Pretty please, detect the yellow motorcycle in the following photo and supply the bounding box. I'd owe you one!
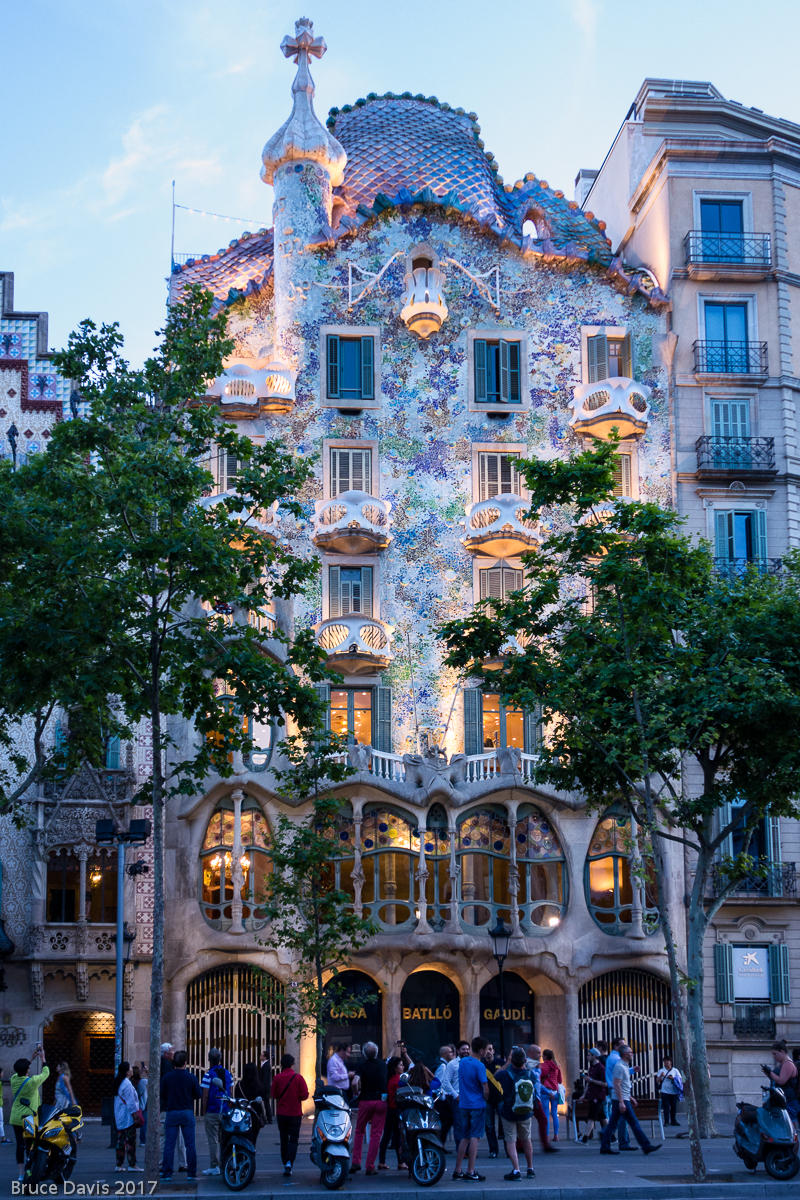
[23,1101,84,1184]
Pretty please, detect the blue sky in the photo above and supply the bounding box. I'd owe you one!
[3,0,800,365]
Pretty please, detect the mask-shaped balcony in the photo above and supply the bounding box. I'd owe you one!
[400,266,448,339]
[312,491,392,554]
[569,378,650,440]
[205,358,296,417]
[463,495,542,558]
[315,615,394,675]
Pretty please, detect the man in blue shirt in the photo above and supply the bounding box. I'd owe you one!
[453,1037,489,1182]
[201,1048,233,1176]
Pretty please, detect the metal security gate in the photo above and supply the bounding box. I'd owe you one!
[186,964,284,1081]
[578,970,672,1098]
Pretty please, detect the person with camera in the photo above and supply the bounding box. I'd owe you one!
[10,1043,49,1183]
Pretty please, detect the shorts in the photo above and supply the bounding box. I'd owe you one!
[455,1106,485,1141]
[501,1115,532,1142]
[587,1097,605,1121]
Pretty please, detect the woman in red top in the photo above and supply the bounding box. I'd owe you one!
[271,1054,309,1177]
[378,1056,408,1170]
[539,1049,563,1141]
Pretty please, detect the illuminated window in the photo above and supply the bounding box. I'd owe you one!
[584,807,658,936]
[200,796,271,931]
[457,807,511,929]
[47,851,117,924]
[330,689,373,745]
[420,805,452,932]
[360,807,420,930]
[516,806,567,932]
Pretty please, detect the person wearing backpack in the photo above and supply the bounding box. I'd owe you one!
[655,1057,683,1128]
[10,1045,49,1183]
[496,1046,536,1181]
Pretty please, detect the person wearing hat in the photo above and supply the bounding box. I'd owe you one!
[580,1049,608,1143]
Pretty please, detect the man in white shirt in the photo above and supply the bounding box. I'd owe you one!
[326,1043,352,1093]
[656,1058,683,1127]
[435,1045,456,1144]
[599,1045,661,1156]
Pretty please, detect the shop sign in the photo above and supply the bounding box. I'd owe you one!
[732,945,770,1000]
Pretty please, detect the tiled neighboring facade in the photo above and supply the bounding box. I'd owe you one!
[581,78,800,1111]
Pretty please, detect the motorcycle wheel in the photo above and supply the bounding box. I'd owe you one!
[58,1153,76,1182]
[764,1147,800,1180]
[223,1147,256,1191]
[412,1145,446,1187]
[29,1148,50,1184]
[321,1159,348,1190]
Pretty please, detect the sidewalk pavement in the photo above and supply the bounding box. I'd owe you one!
[0,1115,791,1199]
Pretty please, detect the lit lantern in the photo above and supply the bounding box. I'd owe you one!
[400,260,448,339]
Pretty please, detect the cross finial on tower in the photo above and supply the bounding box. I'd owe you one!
[280,17,326,65]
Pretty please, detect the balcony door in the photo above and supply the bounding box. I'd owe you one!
[699,199,744,262]
[330,447,372,497]
[329,565,373,617]
[704,302,748,372]
[709,399,751,468]
[478,452,522,501]
[714,509,767,570]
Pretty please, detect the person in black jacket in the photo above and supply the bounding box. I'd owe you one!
[160,1051,201,1181]
[350,1043,387,1176]
[258,1050,274,1124]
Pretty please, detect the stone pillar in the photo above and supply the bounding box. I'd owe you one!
[230,789,245,934]
[564,987,580,1093]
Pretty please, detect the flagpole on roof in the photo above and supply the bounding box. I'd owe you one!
[170,180,176,272]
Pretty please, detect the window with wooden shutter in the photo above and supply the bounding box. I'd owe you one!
[714,943,734,1004]
[474,339,488,403]
[372,686,392,753]
[613,452,633,498]
[711,399,750,439]
[479,564,523,601]
[768,944,790,1005]
[330,447,372,496]
[587,332,631,382]
[499,340,521,403]
[478,452,521,500]
[586,334,609,383]
[714,510,767,565]
[329,565,373,617]
[360,336,374,400]
[217,448,240,492]
[105,736,121,771]
[326,334,340,398]
[463,688,483,757]
[474,338,522,404]
[325,334,376,402]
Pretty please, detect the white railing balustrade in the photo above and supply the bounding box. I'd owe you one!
[569,377,650,440]
[315,615,394,665]
[463,494,542,556]
[312,491,391,551]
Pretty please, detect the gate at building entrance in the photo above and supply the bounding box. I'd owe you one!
[479,972,533,1053]
[186,964,284,1079]
[43,1010,115,1116]
[401,970,460,1068]
[578,969,672,1098]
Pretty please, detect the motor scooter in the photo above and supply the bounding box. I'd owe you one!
[310,1086,352,1189]
[396,1075,446,1186]
[733,1078,799,1180]
[23,1101,84,1184]
[219,1095,263,1190]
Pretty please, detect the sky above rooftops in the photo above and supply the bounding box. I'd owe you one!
[3,0,800,366]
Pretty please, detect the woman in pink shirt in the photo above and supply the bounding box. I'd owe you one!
[539,1050,563,1141]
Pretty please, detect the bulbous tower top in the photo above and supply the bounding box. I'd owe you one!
[261,16,347,187]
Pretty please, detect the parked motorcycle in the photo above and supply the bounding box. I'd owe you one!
[220,1095,261,1190]
[396,1075,446,1187]
[310,1087,352,1189]
[23,1101,84,1184]
[734,1079,799,1180]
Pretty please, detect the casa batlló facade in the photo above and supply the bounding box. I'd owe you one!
[0,29,796,1118]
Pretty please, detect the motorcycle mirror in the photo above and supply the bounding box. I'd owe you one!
[399,1073,410,1085]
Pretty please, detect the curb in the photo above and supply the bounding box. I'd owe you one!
[130,1187,787,1200]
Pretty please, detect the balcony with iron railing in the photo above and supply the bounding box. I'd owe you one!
[695,435,777,477]
[693,341,768,376]
[733,1003,776,1039]
[312,491,391,554]
[684,231,771,278]
[463,495,542,558]
[711,861,796,899]
[713,557,783,581]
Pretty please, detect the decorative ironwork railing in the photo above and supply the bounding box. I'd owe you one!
[712,558,783,581]
[695,435,776,473]
[684,231,771,268]
[711,861,796,898]
[693,341,768,374]
[733,1003,776,1039]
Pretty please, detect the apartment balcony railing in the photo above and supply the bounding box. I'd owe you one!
[315,615,394,675]
[333,747,540,787]
[713,557,783,581]
[733,1003,776,1040]
[693,341,768,375]
[463,751,539,783]
[711,861,796,898]
[312,491,391,554]
[684,231,771,271]
[695,435,776,476]
[463,494,542,558]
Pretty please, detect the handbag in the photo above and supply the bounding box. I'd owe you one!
[557,1083,566,1104]
[132,1109,145,1128]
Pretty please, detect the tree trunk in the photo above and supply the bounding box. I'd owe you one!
[686,882,717,1137]
[144,697,165,1181]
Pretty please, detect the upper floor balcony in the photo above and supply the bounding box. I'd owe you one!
[693,341,768,378]
[205,358,295,417]
[463,495,542,558]
[711,860,796,899]
[312,491,392,554]
[695,435,777,478]
[315,614,394,675]
[713,557,783,581]
[684,231,772,280]
[569,378,651,441]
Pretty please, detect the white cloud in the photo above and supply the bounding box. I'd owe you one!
[569,0,599,40]
[101,106,171,206]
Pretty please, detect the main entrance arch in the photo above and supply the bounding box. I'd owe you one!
[578,969,671,1098]
[323,969,382,1059]
[401,970,460,1068]
[479,972,534,1054]
[43,1010,115,1116]
[186,964,284,1077]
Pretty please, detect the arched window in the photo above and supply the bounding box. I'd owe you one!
[457,807,512,929]
[46,850,118,924]
[584,808,658,936]
[360,807,420,930]
[318,807,356,900]
[516,805,567,932]
[200,796,271,930]
[420,805,452,932]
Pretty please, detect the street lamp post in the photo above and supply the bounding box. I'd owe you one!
[95,819,151,1068]
[488,916,512,1059]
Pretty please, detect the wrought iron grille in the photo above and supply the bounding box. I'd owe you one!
[578,969,672,1099]
[693,341,768,374]
[713,558,783,581]
[684,231,771,267]
[185,964,285,1083]
[711,861,796,898]
[733,1004,776,1039]
[695,435,776,474]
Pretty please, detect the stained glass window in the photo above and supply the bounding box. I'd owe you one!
[516,806,567,932]
[457,807,512,930]
[360,807,419,929]
[200,796,271,931]
[585,807,658,936]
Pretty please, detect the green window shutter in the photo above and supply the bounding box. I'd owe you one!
[360,336,374,400]
[464,688,483,757]
[754,509,767,562]
[523,706,541,755]
[105,736,121,771]
[474,339,488,403]
[372,686,392,753]
[500,340,521,403]
[314,683,331,733]
[718,800,733,861]
[766,816,782,896]
[715,511,733,561]
[587,334,609,383]
[713,943,734,1004]
[619,335,632,379]
[328,565,342,618]
[327,334,340,398]
[768,943,790,1005]
[360,566,373,617]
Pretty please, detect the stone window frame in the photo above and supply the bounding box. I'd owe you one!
[466,328,530,414]
[320,324,382,410]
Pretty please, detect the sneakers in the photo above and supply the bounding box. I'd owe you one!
[284,1164,292,1177]
[504,1169,521,1180]
[643,1144,662,1156]
[526,1168,536,1178]
[129,1166,144,1172]
[203,1167,221,1176]
[452,1170,464,1180]
[599,1148,618,1155]
[462,1173,486,1181]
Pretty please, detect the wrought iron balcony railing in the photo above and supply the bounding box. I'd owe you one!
[713,557,783,581]
[693,340,768,375]
[695,435,776,475]
[711,861,796,898]
[733,1004,776,1039]
[685,231,771,269]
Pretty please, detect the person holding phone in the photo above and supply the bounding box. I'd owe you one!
[10,1044,49,1182]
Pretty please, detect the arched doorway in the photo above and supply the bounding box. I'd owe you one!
[479,972,534,1055]
[323,969,382,1060]
[43,1010,115,1116]
[401,971,460,1068]
[578,970,672,1098]
[186,964,284,1078]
